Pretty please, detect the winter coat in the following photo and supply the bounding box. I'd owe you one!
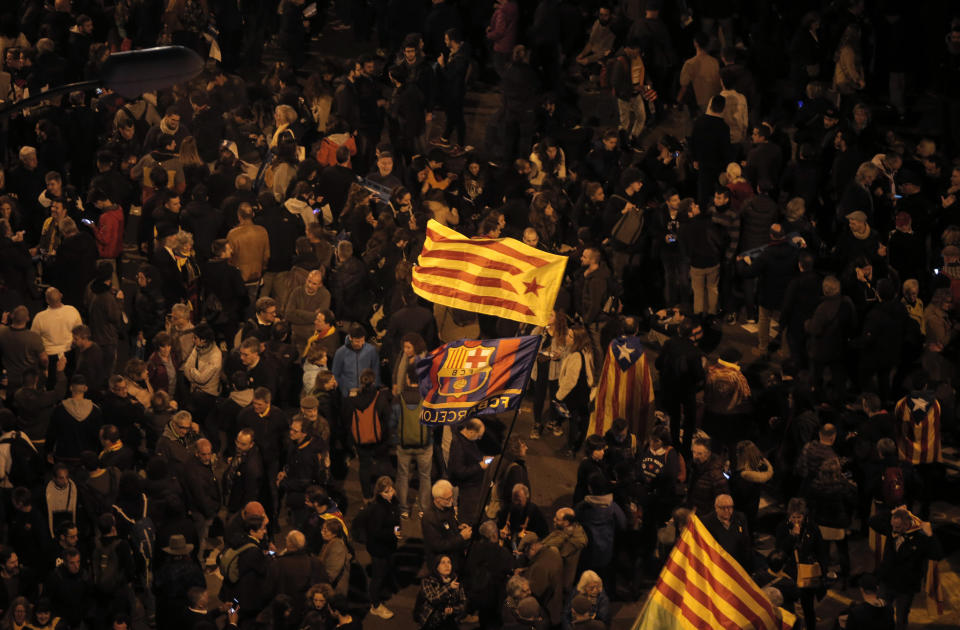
[687,453,729,514]
[805,294,857,363]
[575,493,626,570]
[808,477,857,529]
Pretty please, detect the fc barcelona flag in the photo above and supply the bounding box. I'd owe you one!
[416,335,539,426]
[632,515,795,630]
[590,336,655,438]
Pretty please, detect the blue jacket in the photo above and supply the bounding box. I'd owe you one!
[332,339,380,396]
[575,493,626,570]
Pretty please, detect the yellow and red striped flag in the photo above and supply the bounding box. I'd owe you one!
[894,392,942,464]
[589,335,655,438]
[411,220,567,326]
[633,514,796,630]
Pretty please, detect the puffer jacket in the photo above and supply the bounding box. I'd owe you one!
[331,338,380,395]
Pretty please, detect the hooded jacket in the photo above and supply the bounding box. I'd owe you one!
[46,397,103,460]
[574,493,626,570]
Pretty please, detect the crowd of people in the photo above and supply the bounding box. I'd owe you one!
[0,1,954,630]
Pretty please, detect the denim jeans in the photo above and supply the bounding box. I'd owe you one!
[396,445,433,512]
[617,95,648,140]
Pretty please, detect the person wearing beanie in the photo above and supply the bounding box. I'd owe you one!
[569,593,605,629]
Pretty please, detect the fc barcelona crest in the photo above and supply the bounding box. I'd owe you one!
[436,343,496,397]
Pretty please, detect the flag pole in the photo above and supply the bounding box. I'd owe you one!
[464,342,537,558]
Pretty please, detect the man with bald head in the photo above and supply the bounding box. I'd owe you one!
[701,493,752,570]
[284,269,331,351]
[541,507,588,597]
[0,305,48,392]
[31,287,82,378]
[274,529,324,619]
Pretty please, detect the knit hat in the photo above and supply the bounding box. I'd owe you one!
[300,395,319,409]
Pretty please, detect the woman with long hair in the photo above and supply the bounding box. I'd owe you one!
[416,555,467,629]
[528,192,562,251]
[807,457,856,587]
[731,440,773,537]
[1,596,31,630]
[178,135,208,192]
[555,324,597,458]
[302,584,334,630]
[530,309,568,439]
[833,23,865,97]
[123,357,155,408]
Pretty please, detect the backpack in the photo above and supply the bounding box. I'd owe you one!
[92,539,123,594]
[881,465,905,505]
[113,496,156,583]
[599,55,630,91]
[218,542,259,584]
[350,391,383,445]
[602,273,624,316]
[0,431,43,488]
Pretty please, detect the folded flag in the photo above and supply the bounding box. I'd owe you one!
[633,514,795,630]
[416,335,539,425]
[412,220,567,326]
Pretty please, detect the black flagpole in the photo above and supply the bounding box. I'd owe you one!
[463,337,539,558]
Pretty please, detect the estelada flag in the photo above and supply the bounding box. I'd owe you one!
[416,335,538,425]
[895,391,942,464]
[633,515,796,630]
[411,220,567,326]
[590,336,655,438]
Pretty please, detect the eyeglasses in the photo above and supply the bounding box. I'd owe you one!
[717,505,734,510]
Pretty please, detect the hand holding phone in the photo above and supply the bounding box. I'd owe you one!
[483,456,494,465]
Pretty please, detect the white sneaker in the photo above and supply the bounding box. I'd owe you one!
[370,604,394,619]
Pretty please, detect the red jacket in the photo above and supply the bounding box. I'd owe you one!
[94,207,124,258]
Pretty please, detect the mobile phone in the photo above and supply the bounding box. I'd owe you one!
[934,268,941,275]
[667,235,676,243]
[81,218,94,225]
[673,151,680,158]
[894,194,903,200]
[722,471,731,479]
[96,88,104,95]
[267,550,276,556]
[394,525,400,534]
[483,456,494,465]
[797,100,804,108]
[229,598,239,614]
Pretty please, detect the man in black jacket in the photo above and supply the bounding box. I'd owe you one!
[436,29,469,148]
[677,199,722,319]
[655,318,705,453]
[448,418,489,525]
[689,95,731,206]
[870,508,942,630]
[740,224,799,353]
[422,479,472,569]
[701,494,752,571]
[223,429,265,515]
[182,438,221,558]
[779,252,820,369]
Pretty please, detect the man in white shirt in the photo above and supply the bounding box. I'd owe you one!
[31,287,82,360]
